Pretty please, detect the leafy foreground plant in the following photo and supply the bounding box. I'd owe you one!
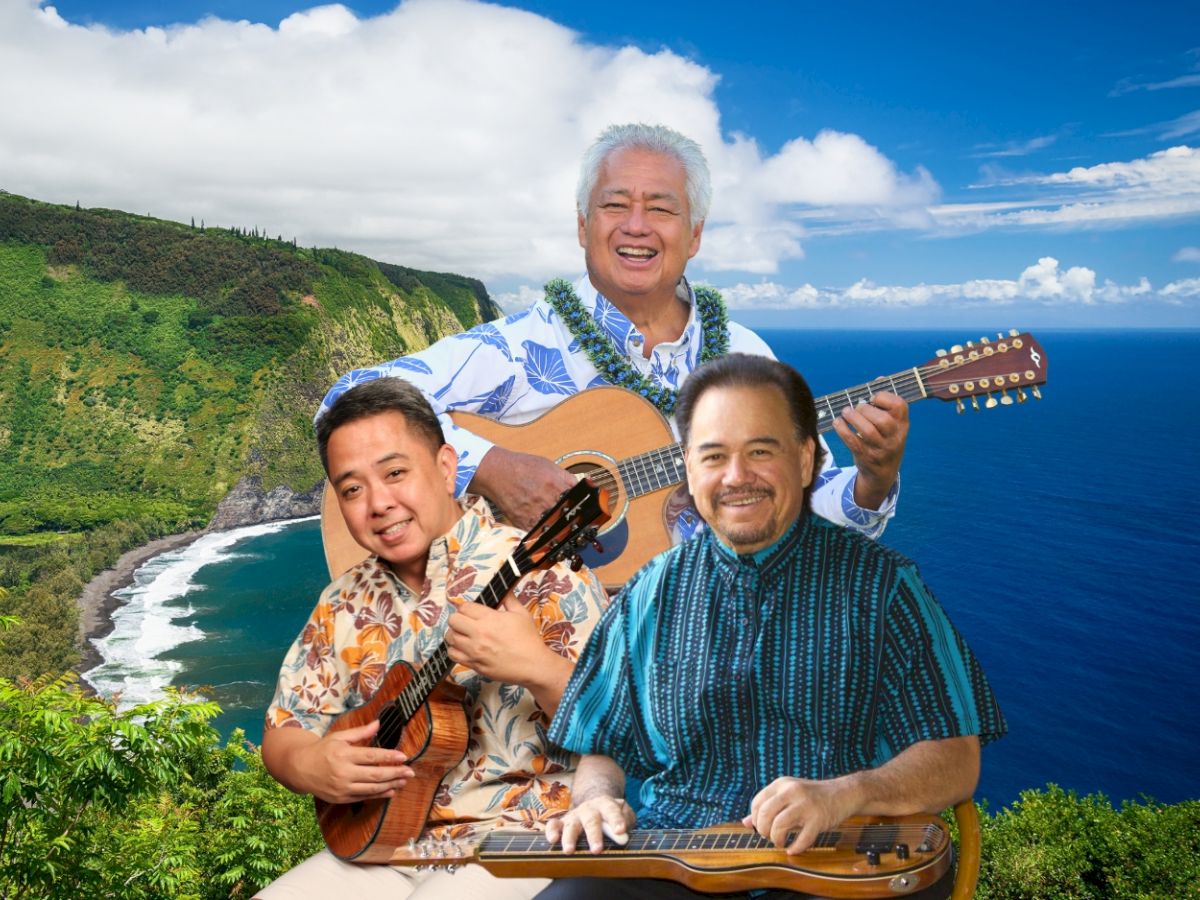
[2,671,1197,899]
[0,675,321,899]
[977,784,1200,899]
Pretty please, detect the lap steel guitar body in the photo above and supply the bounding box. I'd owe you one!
[322,332,1047,588]
[316,480,609,863]
[389,816,956,898]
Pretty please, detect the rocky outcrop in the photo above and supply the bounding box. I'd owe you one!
[207,475,324,531]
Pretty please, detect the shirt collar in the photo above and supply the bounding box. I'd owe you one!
[579,273,698,354]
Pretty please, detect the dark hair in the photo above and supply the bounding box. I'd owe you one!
[676,353,827,505]
[316,378,446,474]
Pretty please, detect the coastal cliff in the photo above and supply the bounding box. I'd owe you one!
[206,476,324,532]
[0,191,500,679]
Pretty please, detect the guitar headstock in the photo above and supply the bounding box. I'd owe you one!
[519,479,611,574]
[921,329,1047,411]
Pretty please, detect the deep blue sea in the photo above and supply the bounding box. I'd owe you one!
[86,330,1200,809]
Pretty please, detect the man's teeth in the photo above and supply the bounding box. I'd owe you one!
[382,520,411,535]
[618,247,656,258]
[723,495,766,506]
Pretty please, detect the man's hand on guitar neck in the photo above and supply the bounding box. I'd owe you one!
[470,446,577,530]
[545,754,636,854]
[833,391,909,511]
[260,719,415,805]
[445,597,574,716]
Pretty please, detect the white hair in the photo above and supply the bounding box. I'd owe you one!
[576,123,712,228]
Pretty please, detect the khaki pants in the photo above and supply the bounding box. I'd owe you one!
[254,849,550,900]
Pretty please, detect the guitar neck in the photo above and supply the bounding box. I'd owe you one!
[394,818,953,895]
[615,366,931,501]
[380,559,524,731]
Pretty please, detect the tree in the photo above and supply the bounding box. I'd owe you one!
[0,675,220,897]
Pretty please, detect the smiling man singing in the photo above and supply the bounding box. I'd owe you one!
[316,124,908,557]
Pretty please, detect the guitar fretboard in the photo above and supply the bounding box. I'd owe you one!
[477,822,940,856]
[612,368,931,501]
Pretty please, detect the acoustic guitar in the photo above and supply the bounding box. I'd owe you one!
[322,331,1048,587]
[317,479,610,862]
[387,816,955,898]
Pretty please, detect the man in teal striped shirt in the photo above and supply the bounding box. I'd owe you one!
[542,353,1005,900]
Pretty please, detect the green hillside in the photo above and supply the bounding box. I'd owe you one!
[0,191,500,675]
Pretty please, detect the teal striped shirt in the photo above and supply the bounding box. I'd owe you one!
[549,513,1006,829]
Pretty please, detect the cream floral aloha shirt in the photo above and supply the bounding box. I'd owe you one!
[265,497,609,838]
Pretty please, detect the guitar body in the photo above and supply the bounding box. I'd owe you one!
[322,388,677,587]
[320,334,1048,588]
[391,816,954,898]
[315,661,469,862]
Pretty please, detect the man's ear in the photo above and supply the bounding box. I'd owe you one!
[688,219,704,259]
[577,211,587,248]
[437,443,458,495]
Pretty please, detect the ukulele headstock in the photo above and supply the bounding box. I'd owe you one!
[519,479,611,574]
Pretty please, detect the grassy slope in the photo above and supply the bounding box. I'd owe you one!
[0,193,500,676]
[0,194,499,535]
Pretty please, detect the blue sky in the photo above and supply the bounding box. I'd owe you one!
[5,0,1199,327]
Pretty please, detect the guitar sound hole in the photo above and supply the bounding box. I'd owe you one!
[376,706,408,750]
[567,464,618,514]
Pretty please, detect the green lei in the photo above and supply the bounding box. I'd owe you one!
[544,278,730,416]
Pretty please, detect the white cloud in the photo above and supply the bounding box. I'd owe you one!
[970,134,1058,159]
[940,146,1200,231]
[1174,246,1200,263]
[0,0,937,281]
[1161,278,1200,299]
[1161,110,1200,140]
[705,257,1162,310]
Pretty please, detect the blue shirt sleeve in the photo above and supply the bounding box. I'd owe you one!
[873,566,1007,763]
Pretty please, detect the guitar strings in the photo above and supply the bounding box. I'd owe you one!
[477,823,944,854]
[370,539,543,751]
[556,357,998,502]
[371,505,599,751]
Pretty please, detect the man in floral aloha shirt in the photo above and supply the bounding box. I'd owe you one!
[256,378,609,900]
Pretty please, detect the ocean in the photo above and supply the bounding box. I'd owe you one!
[85,329,1200,809]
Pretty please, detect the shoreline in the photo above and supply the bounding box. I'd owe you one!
[76,530,206,675]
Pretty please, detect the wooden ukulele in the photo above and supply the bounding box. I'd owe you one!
[316,479,610,863]
[387,816,956,898]
[322,331,1048,587]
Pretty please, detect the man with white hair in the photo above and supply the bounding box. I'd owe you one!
[317,123,908,547]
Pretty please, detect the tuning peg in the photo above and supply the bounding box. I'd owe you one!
[1000,389,1014,406]
[1017,388,1027,403]
[985,393,999,409]
[569,554,583,572]
[1032,386,1042,400]
[980,336,991,344]
[950,344,963,353]
[1009,328,1019,337]
[966,340,975,349]
[971,396,980,411]
[936,348,947,358]
[955,398,965,414]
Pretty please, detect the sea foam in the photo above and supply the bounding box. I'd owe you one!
[84,518,316,706]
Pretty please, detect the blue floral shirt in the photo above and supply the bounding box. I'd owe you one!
[318,275,897,540]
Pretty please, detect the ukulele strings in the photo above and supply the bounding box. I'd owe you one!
[371,537,544,752]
